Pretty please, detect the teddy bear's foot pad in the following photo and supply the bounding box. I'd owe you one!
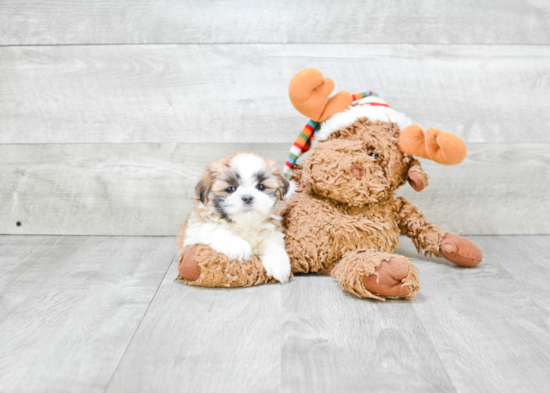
[362,258,411,298]
[178,244,201,281]
[440,234,483,267]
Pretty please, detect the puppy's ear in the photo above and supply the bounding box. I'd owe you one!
[264,158,290,200]
[275,171,290,200]
[195,170,215,204]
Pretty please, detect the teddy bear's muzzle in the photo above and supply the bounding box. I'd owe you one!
[351,165,364,180]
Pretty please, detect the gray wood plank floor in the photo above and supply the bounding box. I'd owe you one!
[1,235,549,393]
[0,236,176,393]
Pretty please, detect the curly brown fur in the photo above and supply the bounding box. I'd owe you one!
[331,250,419,300]
[283,117,456,299]
[325,117,415,190]
[176,245,278,287]
[283,191,400,274]
[303,139,388,206]
[395,197,448,257]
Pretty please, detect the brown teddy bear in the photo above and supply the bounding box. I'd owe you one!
[177,69,482,300]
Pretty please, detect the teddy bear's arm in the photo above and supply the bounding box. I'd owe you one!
[407,159,429,192]
[394,196,449,257]
[395,197,483,266]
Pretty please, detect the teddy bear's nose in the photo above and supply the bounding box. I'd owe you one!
[352,165,364,180]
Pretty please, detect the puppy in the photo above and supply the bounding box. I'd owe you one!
[181,152,292,283]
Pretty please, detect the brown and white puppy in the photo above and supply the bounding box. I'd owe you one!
[182,152,292,283]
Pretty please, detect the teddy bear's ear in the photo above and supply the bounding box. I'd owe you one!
[289,69,352,122]
[398,125,467,165]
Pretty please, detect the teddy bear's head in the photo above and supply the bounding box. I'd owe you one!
[301,117,423,206]
[287,69,467,207]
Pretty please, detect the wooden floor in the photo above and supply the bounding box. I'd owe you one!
[0,235,548,393]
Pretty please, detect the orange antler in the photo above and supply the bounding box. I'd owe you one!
[398,125,467,165]
[288,69,352,122]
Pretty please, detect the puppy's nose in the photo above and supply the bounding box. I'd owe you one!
[242,195,254,204]
[352,165,364,180]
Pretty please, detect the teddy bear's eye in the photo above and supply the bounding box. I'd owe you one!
[256,184,266,191]
[226,186,236,193]
[369,152,379,159]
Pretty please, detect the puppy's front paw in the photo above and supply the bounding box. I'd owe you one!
[261,252,291,284]
[211,237,252,262]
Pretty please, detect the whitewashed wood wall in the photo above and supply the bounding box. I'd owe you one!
[1,0,549,236]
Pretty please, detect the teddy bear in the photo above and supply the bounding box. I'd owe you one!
[177,69,482,300]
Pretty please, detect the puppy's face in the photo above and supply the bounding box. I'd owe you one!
[196,153,289,224]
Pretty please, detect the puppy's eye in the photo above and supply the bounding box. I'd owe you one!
[369,152,379,160]
[226,187,236,193]
[256,184,266,191]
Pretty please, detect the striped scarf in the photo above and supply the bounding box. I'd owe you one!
[283,91,379,180]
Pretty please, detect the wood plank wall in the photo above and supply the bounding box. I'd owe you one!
[1,1,549,235]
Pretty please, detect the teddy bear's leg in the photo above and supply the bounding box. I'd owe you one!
[415,230,482,267]
[178,244,202,281]
[331,249,420,300]
[177,244,276,287]
[396,197,483,267]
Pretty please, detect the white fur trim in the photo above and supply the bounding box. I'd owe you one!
[314,104,413,145]
[357,96,388,105]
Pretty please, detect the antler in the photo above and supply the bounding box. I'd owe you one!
[288,69,352,122]
[398,125,467,165]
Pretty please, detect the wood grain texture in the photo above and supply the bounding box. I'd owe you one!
[280,276,455,392]
[1,143,548,236]
[397,143,550,236]
[104,236,550,393]
[0,235,175,393]
[107,258,453,393]
[396,238,550,393]
[1,0,549,45]
[0,143,287,236]
[473,236,550,312]
[105,260,282,393]
[2,44,550,144]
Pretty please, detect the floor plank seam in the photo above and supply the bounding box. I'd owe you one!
[2,42,550,48]
[101,251,177,393]
[494,261,549,313]
[409,284,459,393]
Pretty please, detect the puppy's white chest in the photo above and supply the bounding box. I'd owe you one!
[231,224,275,252]
[182,214,282,256]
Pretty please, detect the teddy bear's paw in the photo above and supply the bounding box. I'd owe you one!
[440,234,483,267]
[362,258,411,298]
[408,170,427,192]
[178,244,201,281]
